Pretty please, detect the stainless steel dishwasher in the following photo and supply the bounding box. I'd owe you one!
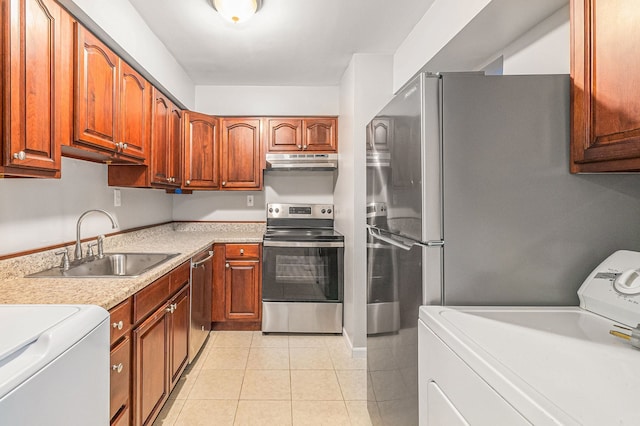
[189,247,213,362]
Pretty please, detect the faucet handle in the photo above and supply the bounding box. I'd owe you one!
[54,249,70,271]
[86,242,98,258]
[97,235,105,259]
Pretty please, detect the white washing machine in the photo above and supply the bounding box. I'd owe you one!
[419,250,640,425]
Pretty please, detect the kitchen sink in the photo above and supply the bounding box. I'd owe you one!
[27,253,180,278]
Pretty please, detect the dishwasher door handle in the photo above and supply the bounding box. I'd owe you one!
[191,250,214,268]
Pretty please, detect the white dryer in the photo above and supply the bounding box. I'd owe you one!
[419,250,640,425]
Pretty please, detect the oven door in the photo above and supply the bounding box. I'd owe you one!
[262,241,344,302]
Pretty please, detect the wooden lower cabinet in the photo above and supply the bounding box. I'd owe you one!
[132,280,190,426]
[106,261,191,426]
[212,243,262,330]
[110,337,131,422]
[133,303,170,426]
[169,285,190,387]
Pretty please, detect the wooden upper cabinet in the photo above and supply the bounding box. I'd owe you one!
[150,89,181,187]
[304,118,337,152]
[74,24,149,163]
[1,0,73,178]
[266,117,337,153]
[571,0,640,172]
[183,111,219,189]
[74,25,119,153]
[169,104,183,187]
[267,118,303,152]
[221,118,262,189]
[118,61,150,160]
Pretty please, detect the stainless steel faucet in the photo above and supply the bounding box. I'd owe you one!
[74,210,118,261]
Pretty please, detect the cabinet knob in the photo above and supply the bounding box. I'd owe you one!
[225,263,230,268]
[122,143,128,150]
[303,145,308,150]
[13,151,26,160]
[112,363,124,373]
[112,320,124,330]
[222,181,226,186]
[297,145,302,149]
[240,248,244,255]
[166,305,174,313]
[185,180,191,186]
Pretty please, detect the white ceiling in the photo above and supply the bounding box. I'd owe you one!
[128,0,436,86]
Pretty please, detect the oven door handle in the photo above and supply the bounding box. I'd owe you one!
[263,241,344,248]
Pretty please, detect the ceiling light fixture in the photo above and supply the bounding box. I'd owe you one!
[211,0,262,24]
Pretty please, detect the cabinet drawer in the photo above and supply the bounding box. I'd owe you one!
[133,274,170,323]
[109,298,132,345]
[111,405,130,426]
[170,261,190,294]
[225,244,260,260]
[110,336,131,421]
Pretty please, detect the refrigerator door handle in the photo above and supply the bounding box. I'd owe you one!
[366,226,413,251]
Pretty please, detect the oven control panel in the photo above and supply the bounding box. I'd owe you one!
[578,250,640,327]
[267,203,334,219]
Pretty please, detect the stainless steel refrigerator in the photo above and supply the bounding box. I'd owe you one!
[365,72,640,425]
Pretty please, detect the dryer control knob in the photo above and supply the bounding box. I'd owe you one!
[614,269,640,295]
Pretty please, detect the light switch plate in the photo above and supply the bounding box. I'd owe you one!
[114,189,121,207]
[247,195,254,207]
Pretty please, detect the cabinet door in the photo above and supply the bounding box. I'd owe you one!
[133,305,169,426]
[303,118,337,152]
[169,285,190,388]
[225,260,261,321]
[220,118,261,189]
[150,89,171,185]
[267,118,303,152]
[2,0,72,176]
[75,25,119,152]
[118,61,149,160]
[169,104,183,186]
[571,1,640,172]
[183,111,219,189]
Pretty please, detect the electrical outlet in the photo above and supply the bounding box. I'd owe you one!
[114,189,121,207]
[247,195,254,207]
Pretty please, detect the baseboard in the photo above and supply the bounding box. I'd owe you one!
[342,327,367,358]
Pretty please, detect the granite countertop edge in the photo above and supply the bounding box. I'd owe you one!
[0,223,265,311]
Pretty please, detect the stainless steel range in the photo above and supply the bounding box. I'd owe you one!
[262,203,344,333]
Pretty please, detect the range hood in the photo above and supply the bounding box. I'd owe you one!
[265,153,338,171]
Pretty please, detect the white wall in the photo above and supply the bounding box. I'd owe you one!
[171,173,335,222]
[195,86,339,116]
[335,54,394,351]
[393,0,492,91]
[501,5,569,74]
[58,0,195,108]
[0,158,173,256]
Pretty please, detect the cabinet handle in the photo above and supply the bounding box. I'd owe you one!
[185,180,191,186]
[112,363,124,373]
[112,320,124,330]
[13,151,26,160]
[225,263,230,268]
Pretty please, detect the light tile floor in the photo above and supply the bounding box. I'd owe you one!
[153,331,372,426]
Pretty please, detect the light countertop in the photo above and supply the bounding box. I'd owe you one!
[0,223,264,310]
